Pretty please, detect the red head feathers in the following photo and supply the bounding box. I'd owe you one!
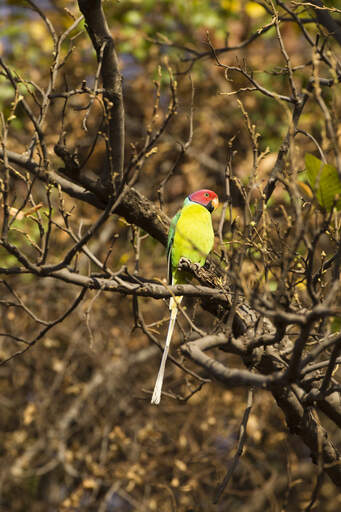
[188,189,219,213]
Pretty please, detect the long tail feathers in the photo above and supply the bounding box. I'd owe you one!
[151,295,182,405]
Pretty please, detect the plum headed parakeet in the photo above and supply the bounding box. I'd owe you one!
[151,189,219,405]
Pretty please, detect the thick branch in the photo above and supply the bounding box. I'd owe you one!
[0,149,104,209]
[305,0,341,46]
[274,385,341,486]
[182,325,341,486]
[182,337,281,388]
[49,269,229,301]
[0,149,169,245]
[78,0,125,182]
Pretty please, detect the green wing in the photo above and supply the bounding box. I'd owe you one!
[167,209,181,284]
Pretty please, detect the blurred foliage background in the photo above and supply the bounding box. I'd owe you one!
[1,1,341,511]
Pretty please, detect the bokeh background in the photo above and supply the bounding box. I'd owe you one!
[1,1,341,510]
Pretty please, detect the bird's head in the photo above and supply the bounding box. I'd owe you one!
[188,189,219,213]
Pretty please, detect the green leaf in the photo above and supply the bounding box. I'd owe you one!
[305,153,341,211]
[331,316,341,333]
[305,153,323,191]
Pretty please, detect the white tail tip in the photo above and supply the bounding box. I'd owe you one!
[151,382,162,405]
[150,294,181,405]
[150,345,169,405]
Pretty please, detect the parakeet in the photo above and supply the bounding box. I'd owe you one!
[151,189,219,404]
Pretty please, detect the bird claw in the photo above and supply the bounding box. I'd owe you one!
[194,262,202,272]
[178,257,201,273]
[179,256,191,268]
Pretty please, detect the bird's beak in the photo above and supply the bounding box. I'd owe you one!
[212,197,219,210]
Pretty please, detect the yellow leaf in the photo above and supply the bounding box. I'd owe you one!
[23,403,36,425]
[175,459,187,471]
[297,181,314,200]
[119,252,130,264]
[246,2,266,17]
[83,478,97,489]
[28,21,53,52]
[52,358,64,373]
[220,0,240,13]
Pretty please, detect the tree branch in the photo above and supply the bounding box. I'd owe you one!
[0,148,170,245]
[303,0,341,46]
[78,0,125,184]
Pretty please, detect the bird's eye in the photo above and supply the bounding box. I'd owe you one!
[205,193,209,198]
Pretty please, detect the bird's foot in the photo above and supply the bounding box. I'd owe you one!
[178,257,201,273]
[179,256,191,267]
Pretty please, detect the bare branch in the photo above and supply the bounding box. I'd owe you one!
[78,0,125,184]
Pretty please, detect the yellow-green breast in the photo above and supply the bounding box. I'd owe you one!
[171,202,214,283]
